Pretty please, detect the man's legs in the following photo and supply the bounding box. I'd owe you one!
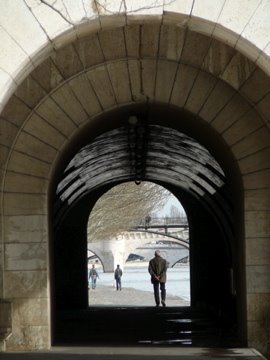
[153,281,160,306]
[160,282,166,306]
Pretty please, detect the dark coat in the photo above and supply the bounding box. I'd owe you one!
[148,254,167,283]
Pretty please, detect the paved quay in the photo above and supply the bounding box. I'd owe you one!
[88,284,189,307]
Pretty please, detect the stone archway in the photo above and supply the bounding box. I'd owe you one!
[0,3,269,355]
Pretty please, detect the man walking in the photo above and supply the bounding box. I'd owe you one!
[89,264,99,289]
[114,264,123,290]
[148,250,167,307]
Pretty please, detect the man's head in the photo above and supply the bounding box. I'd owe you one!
[155,250,161,257]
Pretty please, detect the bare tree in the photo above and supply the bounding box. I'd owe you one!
[88,181,171,241]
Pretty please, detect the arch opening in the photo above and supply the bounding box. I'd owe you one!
[86,181,190,307]
[49,104,243,346]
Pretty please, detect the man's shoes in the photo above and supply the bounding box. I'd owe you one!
[155,304,160,307]
[161,300,166,307]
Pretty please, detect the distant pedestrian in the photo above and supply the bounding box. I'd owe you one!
[114,264,123,290]
[89,264,99,289]
[148,250,168,307]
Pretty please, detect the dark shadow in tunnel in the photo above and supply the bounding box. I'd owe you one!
[48,104,245,348]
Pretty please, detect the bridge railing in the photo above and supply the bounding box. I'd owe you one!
[138,216,188,227]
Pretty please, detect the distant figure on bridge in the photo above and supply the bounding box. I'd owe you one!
[114,264,123,290]
[148,250,167,307]
[89,264,99,289]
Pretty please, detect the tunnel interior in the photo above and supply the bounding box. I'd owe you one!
[50,104,244,346]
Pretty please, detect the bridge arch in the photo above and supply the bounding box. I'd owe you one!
[0,3,269,356]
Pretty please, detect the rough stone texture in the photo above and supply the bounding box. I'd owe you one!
[4,270,47,299]
[246,265,270,293]
[0,301,12,341]
[4,215,47,244]
[5,243,47,271]
[246,238,270,266]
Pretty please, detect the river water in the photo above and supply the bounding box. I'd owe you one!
[96,264,190,302]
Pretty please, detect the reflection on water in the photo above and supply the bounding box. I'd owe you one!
[96,264,190,302]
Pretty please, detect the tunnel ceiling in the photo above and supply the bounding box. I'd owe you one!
[54,120,232,237]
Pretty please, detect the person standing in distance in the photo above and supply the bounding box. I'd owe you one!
[148,250,167,307]
[89,264,99,289]
[114,264,123,290]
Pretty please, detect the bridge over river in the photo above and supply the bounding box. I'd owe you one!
[88,220,189,272]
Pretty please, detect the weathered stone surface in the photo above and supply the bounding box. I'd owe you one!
[181,30,212,68]
[247,293,270,320]
[140,59,156,100]
[245,211,270,238]
[107,61,132,104]
[51,85,88,126]
[239,148,270,174]
[14,131,57,164]
[0,118,19,148]
[155,60,178,103]
[69,74,102,117]
[231,127,270,159]
[4,215,47,244]
[74,34,104,69]
[221,52,256,90]
[23,113,66,150]
[245,189,270,211]
[170,64,199,108]
[127,60,145,102]
[199,80,234,122]
[4,172,47,195]
[11,298,48,327]
[246,265,270,293]
[243,169,270,190]
[223,109,262,145]
[246,238,270,266]
[247,321,270,357]
[6,325,49,351]
[203,39,235,76]
[7,151,51,178]
[87,66,116,109]
[0,301,12,341]
[185,70,216,114]
[5,243,47,271]
[3,193,46,216]
[241,67,270,104]
[35,98,77,138]
[159,25,185,61]
[99,28,126,61]
[4,270,47,298]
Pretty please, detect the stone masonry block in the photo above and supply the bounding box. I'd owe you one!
[246,265,270,293]
[4,215,47,244]
[4,270,47,299]
[4,172,47,195]
[155,60,178,103]
[23,113,66,149]
[36,98,77,138]
[107,61,132,104]
[5,243,47,271]
[245,211,270,238]
[14,131,57,163]
[8,151,50,179]
[170,64,199,108]
[246,238,270,266]
[3,193,46,216]
[69,74,102,117]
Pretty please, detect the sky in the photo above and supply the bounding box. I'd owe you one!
[156,194,185,217]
